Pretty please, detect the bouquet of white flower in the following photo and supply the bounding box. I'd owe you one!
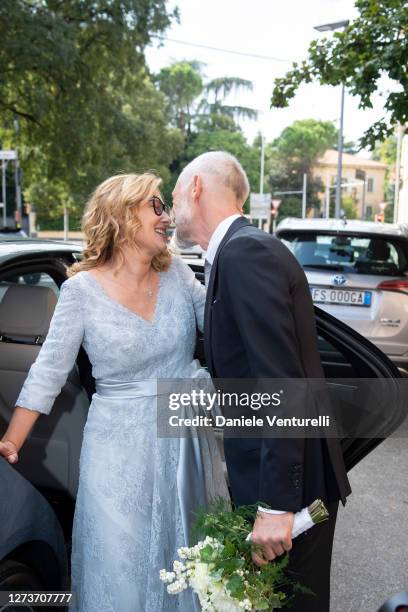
[160,498,328,611]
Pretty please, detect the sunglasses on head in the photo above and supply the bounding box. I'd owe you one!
[148,195,171,217]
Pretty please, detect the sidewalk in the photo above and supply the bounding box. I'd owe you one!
[37,231,84,240]
[331,419,408,611]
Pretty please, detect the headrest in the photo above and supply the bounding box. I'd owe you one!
[367,239,390,261]
[0,284,57,340]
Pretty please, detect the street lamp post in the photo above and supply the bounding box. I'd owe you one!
[314,20,349,219]
[335,83,345,218]
[259,132,265,196]
[393,123,405,223]
[1,160,6,227]
[301,172,307,218]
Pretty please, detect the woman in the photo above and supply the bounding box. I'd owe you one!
[0,173,228,611]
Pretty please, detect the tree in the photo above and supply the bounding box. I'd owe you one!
[155,61,259,204]
[270,0,408,149]
[373,134,398,220]
[199,77,258,124]
[341,140,359,155]
[273,119,338,173]
[186,129,260,195]
[373,134,397,166]
[0,0,179,225]
[265,119,338,218]
[24,75,184,224]
[339,195,358,219]
[155,61,203,132]
[156,62,258,134]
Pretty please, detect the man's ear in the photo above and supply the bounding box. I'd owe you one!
[192,175,203,204]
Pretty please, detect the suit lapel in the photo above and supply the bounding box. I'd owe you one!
[204,216,251,375]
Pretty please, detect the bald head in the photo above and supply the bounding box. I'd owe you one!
[180,151,250,206]
[172,151,249,250]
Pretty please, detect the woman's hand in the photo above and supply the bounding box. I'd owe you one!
[0,440,19,464]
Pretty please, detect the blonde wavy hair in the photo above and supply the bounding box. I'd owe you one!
[68,173,172,277]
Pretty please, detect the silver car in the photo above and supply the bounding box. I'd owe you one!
[276,218,408,370]
[166,226,205,258]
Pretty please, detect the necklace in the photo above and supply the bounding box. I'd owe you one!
[137,285,154,298]
[105,270,156,298]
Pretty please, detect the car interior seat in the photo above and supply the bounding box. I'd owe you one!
[366,238,391,261]
[329,236,354,263]
[295,241,326,265]
[0,283,89,499]
[355,238,398,275]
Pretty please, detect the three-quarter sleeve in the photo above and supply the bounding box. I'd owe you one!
[15,277,84,415]
[174,257,206,332]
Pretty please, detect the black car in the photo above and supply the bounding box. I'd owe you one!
[0,240,406,594]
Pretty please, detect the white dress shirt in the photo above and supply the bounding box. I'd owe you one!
[205,214,242,265]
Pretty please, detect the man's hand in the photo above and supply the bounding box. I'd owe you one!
[251,511,294,565]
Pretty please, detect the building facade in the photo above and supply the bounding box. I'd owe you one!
[312,149,387,219]
[397,133,408,224]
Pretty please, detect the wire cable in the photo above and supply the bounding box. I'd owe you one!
[150,35,293,64]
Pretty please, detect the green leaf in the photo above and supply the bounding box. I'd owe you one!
[270,0,408,149]
[222,540,237,558]
[226,574,245,599]
[200,545,214,563]
[210,567,224,581]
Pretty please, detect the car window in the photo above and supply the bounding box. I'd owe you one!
[280,232,408,276]
[0,272,60,300]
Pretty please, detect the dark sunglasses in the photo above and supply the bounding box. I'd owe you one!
[148,195,171,217]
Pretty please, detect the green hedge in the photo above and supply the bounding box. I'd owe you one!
[36,215,82,231]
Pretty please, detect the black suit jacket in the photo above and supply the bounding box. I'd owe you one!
[204,217,351,511]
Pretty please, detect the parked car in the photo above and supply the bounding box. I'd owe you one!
[0,226,28,240]
[0,458,68,596]
[0,240,406,594]
[276,218,408,371]
[166,226,205,258]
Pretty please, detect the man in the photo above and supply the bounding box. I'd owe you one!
[172,151,351,611]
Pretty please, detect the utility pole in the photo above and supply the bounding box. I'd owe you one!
[1,159,6,227]
[13,120,22,225]
[0,150,18,228]
[325,175,330,218]
[14,158,22,226]
[260,132,265,195]
[258,133,266,229]
[335,84,345,218]
[314,20,349,218]
[394,124,405,223]
[301,173,307,218]
[63,205,69,241]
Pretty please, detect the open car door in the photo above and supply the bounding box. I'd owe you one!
[189,262,407,471]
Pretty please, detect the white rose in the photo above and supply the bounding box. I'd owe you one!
[190,562,212,593]
[208,581,242,612]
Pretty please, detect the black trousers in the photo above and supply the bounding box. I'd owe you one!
[281,501,339,612]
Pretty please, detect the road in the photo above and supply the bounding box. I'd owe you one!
[331,418,408,612]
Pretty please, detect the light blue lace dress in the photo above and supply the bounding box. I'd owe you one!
[16,256,228,612]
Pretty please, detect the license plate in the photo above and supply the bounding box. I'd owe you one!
[311,287,372,307]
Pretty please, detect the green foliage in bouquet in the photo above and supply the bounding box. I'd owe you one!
[189,498,311,611]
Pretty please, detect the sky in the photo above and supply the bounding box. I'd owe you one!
[145,0,389,154]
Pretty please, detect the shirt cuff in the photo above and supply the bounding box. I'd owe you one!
[257,506,287,515]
